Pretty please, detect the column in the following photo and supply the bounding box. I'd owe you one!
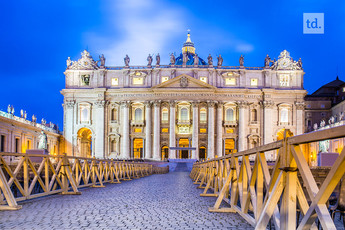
[192,102,199,159]
[95,100,106,158]
[237,101,248,152]
[169,101,176,159]
[145,101,152,159]
[207,101,215,159]
[121,101,130,159]
[216,102,223,157]
[63,100,75,155]
[261,100,274,160]
[295,102,305,135]
[153,101,161,160]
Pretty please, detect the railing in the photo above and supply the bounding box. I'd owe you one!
[0,153,153,210]
[106,65,264,70]
[190,125,345,230]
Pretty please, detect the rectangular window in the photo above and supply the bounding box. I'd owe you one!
[162,128,169,133]
[0,135,5,152]
[200,77,207,83]
[15,138,20,153]
[226,128,234,134]
[161,76,169,83]
[111,78,119,86]
[27,140,31,150]
[200,128,207,133]
[225,78,236,86]
[250,78,258,86]
[178,127,189,134]
[133,77,143,85]
[279,74,289,87]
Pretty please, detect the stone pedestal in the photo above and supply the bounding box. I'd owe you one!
[26,149,49,163]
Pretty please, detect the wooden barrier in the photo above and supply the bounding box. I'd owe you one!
[190,125,345,230]
[0,153,153,210]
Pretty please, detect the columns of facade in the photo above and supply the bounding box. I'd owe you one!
[261,100,274,160]
[237,101,248,152]
[152,101,161,160]
[94,100,106,158]
[216,102,223,157]
[192,102,199,159]
[145,101,152,159]
[169,101,176,159]
[207,101,215,159]
[63,100,75,156]
[121,101,130,159]
[295,101,305,135]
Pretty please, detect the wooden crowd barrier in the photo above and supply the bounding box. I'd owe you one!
[0,153,153,211]
[190,125,345,230]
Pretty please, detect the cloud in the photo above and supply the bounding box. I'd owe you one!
[86,0,186,66]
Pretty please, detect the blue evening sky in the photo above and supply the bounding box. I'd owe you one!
[1,0,344,129]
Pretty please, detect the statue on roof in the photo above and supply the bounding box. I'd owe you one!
[124,55,130,67]
[11,106,14,115]
[264,54,271,68]
[217,55,223,67]
[239,55,244,67]
[194,54,199,67]
[66,57,72,68]
[20,109,24,118]
[297,58,302,68]
[32,114,37,123]
[156,53,160,66]
[182,53,188,66]
[99,54,106,67]
[7,105,11,114]
[170,53,176,65]
[147,54,153,66]
[207,54,213,66]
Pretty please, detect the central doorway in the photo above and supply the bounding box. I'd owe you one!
[179,138,189,159]
[133,138,143,159]
[77,128,92,158]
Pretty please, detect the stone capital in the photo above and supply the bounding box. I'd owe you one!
[95,100,108,108]
[64,100,75,108]
[259,100,274,108]
[192,101,200,108]
[153,100,161,107]
[144,101,152,108]
[236,100,248,108]
[295,101,305,110]
[121,101,131,108]
[207,100,216,107]
[169,100,177,107]
[217,102,224,109]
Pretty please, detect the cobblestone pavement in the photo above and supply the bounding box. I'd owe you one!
[0,172,252,230]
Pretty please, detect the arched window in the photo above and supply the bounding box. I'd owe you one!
[200,108,207,122]
[280,108,288,123]
[111,108,117,121]
[81,107,90,122]
[251,109,257,121]
[181,108,188,121]
[226,108,234,121]
[135,108,142,121]
[162,108,168,121]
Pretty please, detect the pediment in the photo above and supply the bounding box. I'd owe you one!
[152,74,216,90]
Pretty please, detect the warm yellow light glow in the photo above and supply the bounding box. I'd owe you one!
[200,77,207,83]
[161,76,169,83]
[227,72,233,76]
[134,128,142,133]
[162,128,169,133]
[135,72,141,76]
[250,78,258,86]
[133,77,143,85]
[111,78,118,86]
[225,78,236,85]
[200,128,207,133]
[226,128,234,133]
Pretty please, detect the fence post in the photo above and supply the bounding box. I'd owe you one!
[60,153,81,195]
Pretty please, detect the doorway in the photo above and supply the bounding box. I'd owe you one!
[179,138,189,159]
[133,138,143,159]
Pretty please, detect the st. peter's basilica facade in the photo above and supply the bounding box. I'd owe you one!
[62,33,306,161]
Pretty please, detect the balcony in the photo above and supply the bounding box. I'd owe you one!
[177,119,191,126]
[130,120,145,127]
[223,121,238,127]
